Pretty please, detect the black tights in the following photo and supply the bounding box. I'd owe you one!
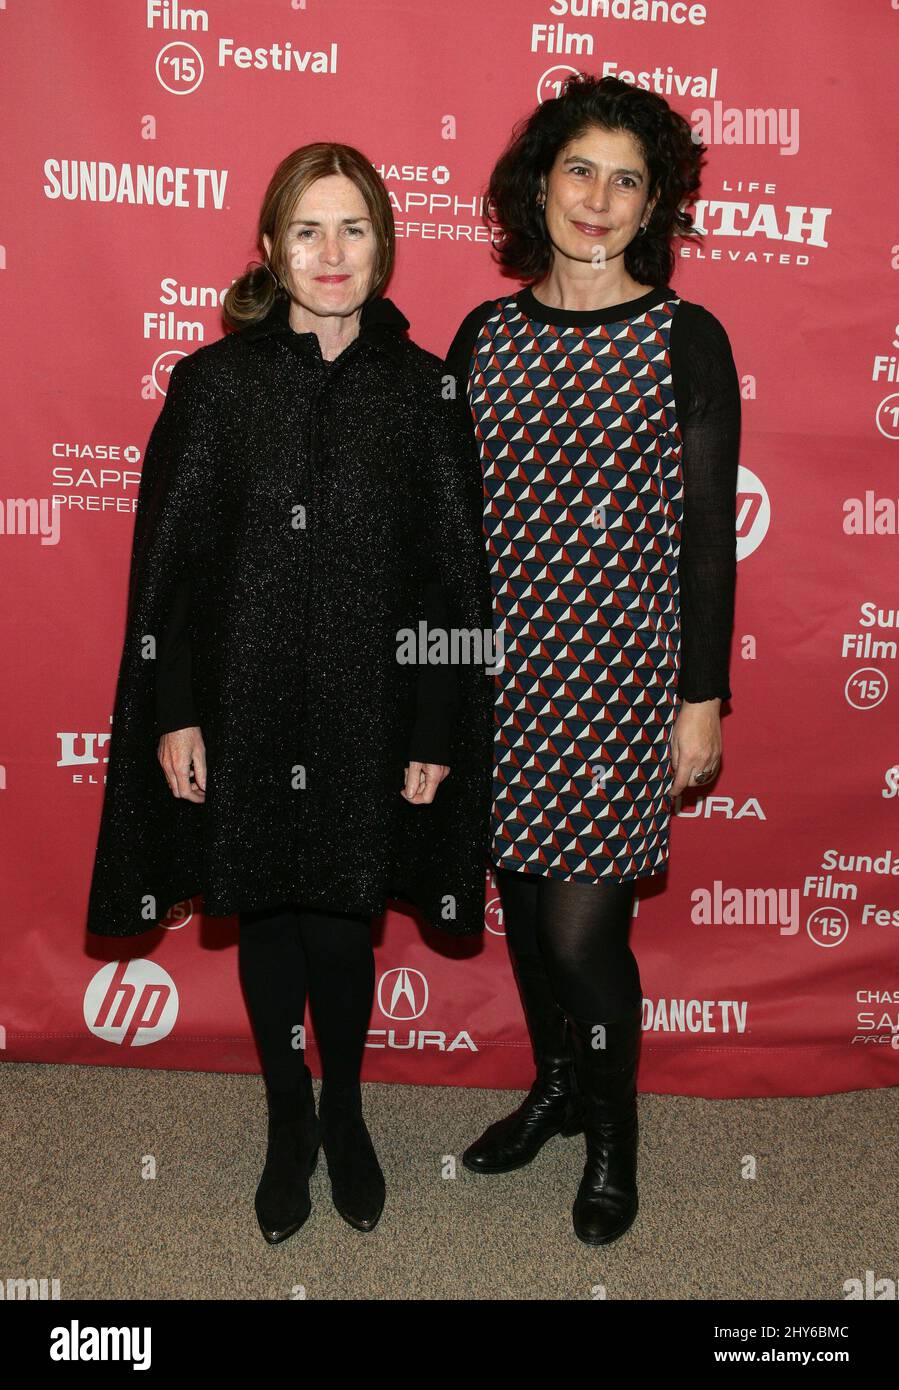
[238,869,641,1094]
[238,901,374,1095]
[495,866,642,1020]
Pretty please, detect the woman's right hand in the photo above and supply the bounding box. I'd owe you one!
[157,726,206,802]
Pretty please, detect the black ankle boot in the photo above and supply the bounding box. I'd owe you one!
[566,1003,643,1245]
[462,953,582,1174]
[319,1084,385,1232]
[254,1068,320,1245]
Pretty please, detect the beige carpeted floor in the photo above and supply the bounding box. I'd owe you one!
[1,1062,894,1301]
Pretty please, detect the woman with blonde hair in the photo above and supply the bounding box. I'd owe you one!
[86,143,493,1244]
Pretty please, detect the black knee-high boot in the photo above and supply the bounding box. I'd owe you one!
[463,947,582,1174]
[566,1002,643,1245]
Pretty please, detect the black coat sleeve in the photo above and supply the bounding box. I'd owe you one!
[670,303,742,703]
[154,575,200,737]
[406,578,460,766]
[123,352,216,741]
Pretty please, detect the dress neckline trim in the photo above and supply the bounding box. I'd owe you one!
[514,282,674,328]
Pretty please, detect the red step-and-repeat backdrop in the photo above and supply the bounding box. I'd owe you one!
[1,0,896,1098]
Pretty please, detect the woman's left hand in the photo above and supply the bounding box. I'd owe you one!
[669,700,722,796]
[402,761,450,804]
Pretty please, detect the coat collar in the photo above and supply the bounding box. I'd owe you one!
[240,290,410,361]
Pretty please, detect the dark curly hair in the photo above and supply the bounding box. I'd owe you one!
[486,74,706,286]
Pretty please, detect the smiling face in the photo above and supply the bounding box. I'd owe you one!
[540,124,658,275]
[263,173,377,319]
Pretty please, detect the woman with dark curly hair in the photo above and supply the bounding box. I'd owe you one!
[446,75,741,1245]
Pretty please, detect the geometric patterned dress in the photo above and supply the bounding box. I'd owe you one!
[446,283,741,882]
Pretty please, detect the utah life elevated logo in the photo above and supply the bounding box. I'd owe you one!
[58,718,112,784]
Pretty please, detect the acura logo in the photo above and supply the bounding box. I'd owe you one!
[377,967,428,1021]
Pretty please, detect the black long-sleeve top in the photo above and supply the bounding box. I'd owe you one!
[443,289,741,704]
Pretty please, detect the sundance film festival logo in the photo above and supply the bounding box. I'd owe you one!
[804,906,849,949]
[841,605,896,711]
[844,669,888,711]
[84,961,178,1047]
[147,3,339,94]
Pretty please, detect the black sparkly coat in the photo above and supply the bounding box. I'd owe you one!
[85,293,494,938]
